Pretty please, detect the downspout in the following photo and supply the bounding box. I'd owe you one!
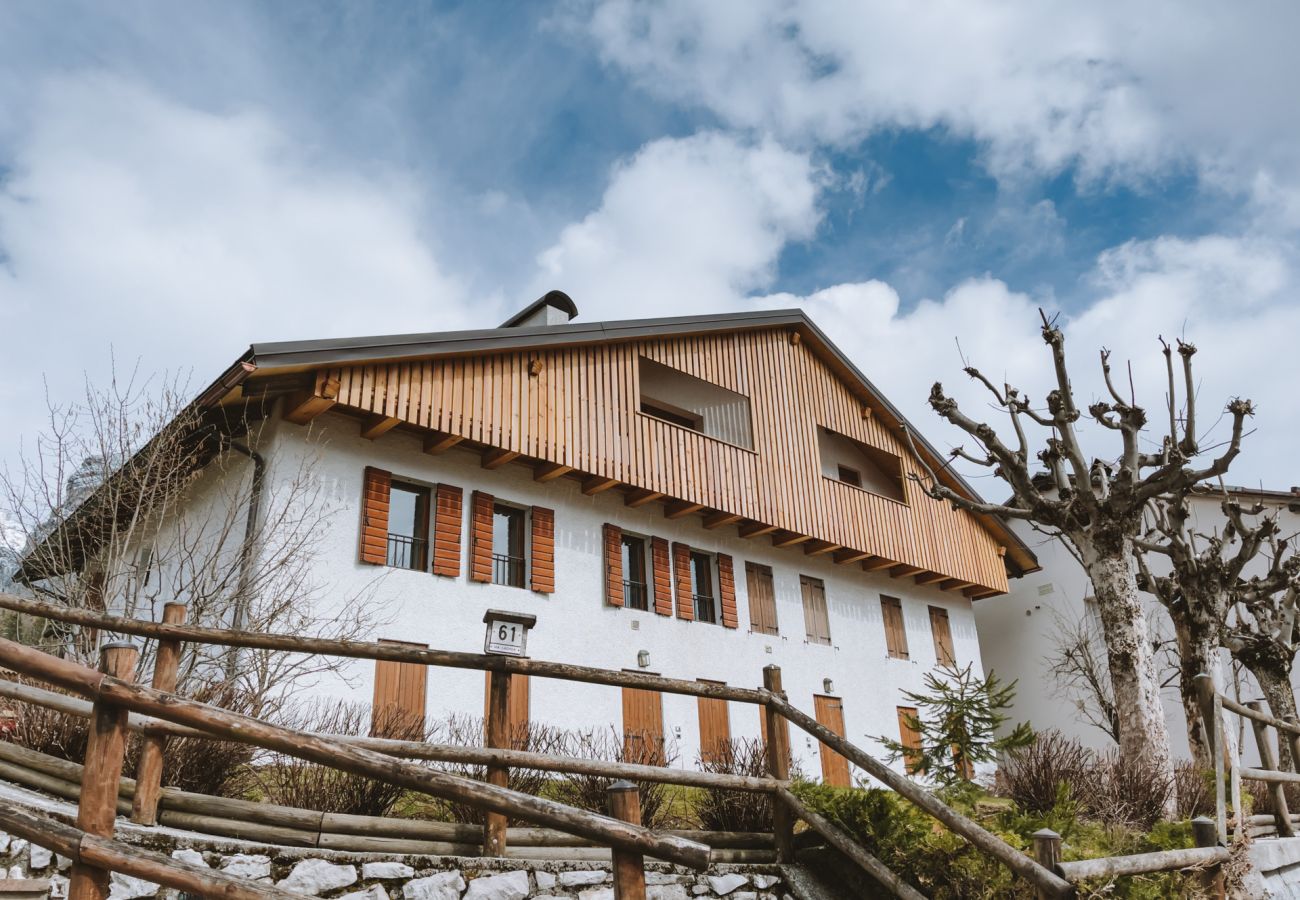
[225,440,266,681]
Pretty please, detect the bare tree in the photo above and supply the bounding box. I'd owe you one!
[909,316,1252,812]
[2,365,382,716]
[1044,610,1120,744]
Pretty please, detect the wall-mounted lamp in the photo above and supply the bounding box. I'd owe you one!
[823,678,834,694]
[637,650,650,669]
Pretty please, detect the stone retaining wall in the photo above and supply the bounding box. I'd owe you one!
[0,831,790,900]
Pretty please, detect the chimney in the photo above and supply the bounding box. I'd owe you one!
[499,290,579,329]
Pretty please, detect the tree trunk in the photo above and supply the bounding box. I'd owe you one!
[1174,617,1219,772]
[1251,663,1299,773]
[1080,542,1177,814]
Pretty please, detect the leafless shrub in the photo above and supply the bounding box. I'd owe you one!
[552,727,680,830]
[1173,760,1215,820]
[694,738,774,832]
[430,713,568,825]
[1088,747,1176,831]
[1241,778,1300,818]
[996,730,1094,815]
[0,679,89,762]
[253,700,425,816]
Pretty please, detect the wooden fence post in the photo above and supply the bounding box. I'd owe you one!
[762,665,795,864]
[482,669,511,856]
[1192,816,1226,900]
[130,603,186,826]
[1247,699,1294,837]
[1193,674,1228,844]
[608,780,646,900]
[1031,828,1061,900]
[70,641,139,900]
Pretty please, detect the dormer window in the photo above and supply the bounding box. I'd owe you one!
[637,357,753,449]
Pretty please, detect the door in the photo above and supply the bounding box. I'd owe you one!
[813,694,851,787]
[621,686,665,765]
[696,680,732,764]
[371,640,428,737]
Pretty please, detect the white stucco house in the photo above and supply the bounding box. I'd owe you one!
[23,292,1040,783]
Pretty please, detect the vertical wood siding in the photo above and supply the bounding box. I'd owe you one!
[325,327,1010,592]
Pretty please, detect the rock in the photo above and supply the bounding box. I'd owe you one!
[707,873,749,895]
[29,844,52,869]
[561,870,609,887]
[219,854,271,880]
[362,862,414,880]
[691,887,710,896]
[534,871,557,890]
[56,854,73,871]
[277,859,358,895]
[6,865,23,880]
[10,839,28,857]
[108,871,160,899]
[339,887,389,900]
[750,875,779,890]
[729,893,757,900]
[464,870,529,900]
[648,886,689,900]
[403,872,466,900]
[170,849,207,869]
[578,889,614,900]
[0,831,8,853]
[49,874,69,899]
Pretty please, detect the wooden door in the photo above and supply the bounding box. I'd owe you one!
[371,640,428,737]
[696,680,731,764]
[621,686,665,765]
[483,672,531,747]
[813,694,851,787]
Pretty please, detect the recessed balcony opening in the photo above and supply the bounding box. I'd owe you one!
[638,357,753,450]
[818,426,906,502]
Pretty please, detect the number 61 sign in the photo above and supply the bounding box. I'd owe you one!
[482,609,537,657]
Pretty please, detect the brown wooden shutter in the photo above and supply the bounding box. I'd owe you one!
[882,596,909,659]
[622,686,665,765]
[371,640,427,737]
[359,467,392,565]
[897,706,924,774]
[746,563,779,635]
[484,672,531,748]
[717,554,738,629]
[604,524,625,607]
[651,537,673,616]
[814,694,851,787]
[469,491,494,583]
[697,680,731,764]
[431,484,463,577]
[801,576,831,645]
[672,542,694,621]
[530,506,555,594]
[929,605,955,666]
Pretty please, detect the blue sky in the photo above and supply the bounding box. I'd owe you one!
[3,0,1299,487]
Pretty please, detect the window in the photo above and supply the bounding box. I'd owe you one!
[881,596,909,659]
[638,357,754,449]
[896,706,924,774]
[622,534,650,611]
[816,426,905,502]
[929,605,955,667]
[492,503,526,587]
[387,481,430,570]
[746,562,779,636]
[801,575,831,645]
[691,551,717,623]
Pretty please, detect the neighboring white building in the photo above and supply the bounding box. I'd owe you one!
[25,292,1038,784]
[977,484,1300,758]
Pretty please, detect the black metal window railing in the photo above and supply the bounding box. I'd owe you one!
[492,553,526,588]
[386,533,427,571]
[624,580,649,611]
[693,592,717,624]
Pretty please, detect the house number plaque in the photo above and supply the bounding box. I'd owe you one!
[482,609,537,657]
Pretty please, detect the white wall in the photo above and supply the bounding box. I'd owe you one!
[252,408,993,782]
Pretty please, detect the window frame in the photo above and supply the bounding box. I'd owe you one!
[621,532,651,611]
[836,464,863,488]
[490,502,528,588]
[386,479,431,571]
[690,550,719,624]
[639,398,704,432]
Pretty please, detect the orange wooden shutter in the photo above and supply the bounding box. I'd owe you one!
[882,596,909,659]
[814,694,851,787]
[929,605,955,666]
[359,467,392,565]
[371,639,427,737]
[530,506,555,593]
[604,524,625,607]
[651,537,673,616]
[717,554,738,629]
[431,484,463,577]
[897,706,924,774]
[469,491,494,583]
[697,680,731,764]
[672,542,693,621]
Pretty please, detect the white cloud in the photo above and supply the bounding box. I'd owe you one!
[533,132,821,315]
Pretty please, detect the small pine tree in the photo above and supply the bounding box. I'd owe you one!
[876,662,1033,786]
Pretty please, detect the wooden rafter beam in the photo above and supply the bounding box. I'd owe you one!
[913,572,947,586]
[582,476,620,496]
[861,556,896,572]
[534,462,573,483]
[360,414,401,441]
[964,586,1002,600]
[282,375,340,426]
[482,448,521,470]
[702,511,741,530]
[625,489,664,508]
[940,579,975,592]
[737,522,777,539]
[664,500,705,520]
[423,431,464,455]
[771,531,811,548]
[803,540,841,557]
[889,564,926,578]
[832,549,871,566]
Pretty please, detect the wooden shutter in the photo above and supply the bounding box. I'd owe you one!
[469,491,494,583]
[530,506,555,593]
[621,686,665,765]
[814,694,851,787]
[359,467,392,565]
[929,605,955,666]
[746,563,778,635]
[431,484,463,577]
[697,680,731,764]
[672,542,694,621]
[801,576,831,645]
[484,672,531,748]
[882,596,909,659]
[604,524,625,607]
[371,640,427,737]
[651,537,673,616]
[717,554,738,629]
[897,706,924,774]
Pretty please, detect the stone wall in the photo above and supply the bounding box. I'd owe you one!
[0,831,790,900]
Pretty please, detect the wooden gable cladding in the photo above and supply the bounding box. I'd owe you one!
[650,537,673,616]
[469,491,494,583]
[603,524,624,607]
[529,506,555,594]
[322,327,1011,592]
[359,467,391,565]
[432,484,463,577]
